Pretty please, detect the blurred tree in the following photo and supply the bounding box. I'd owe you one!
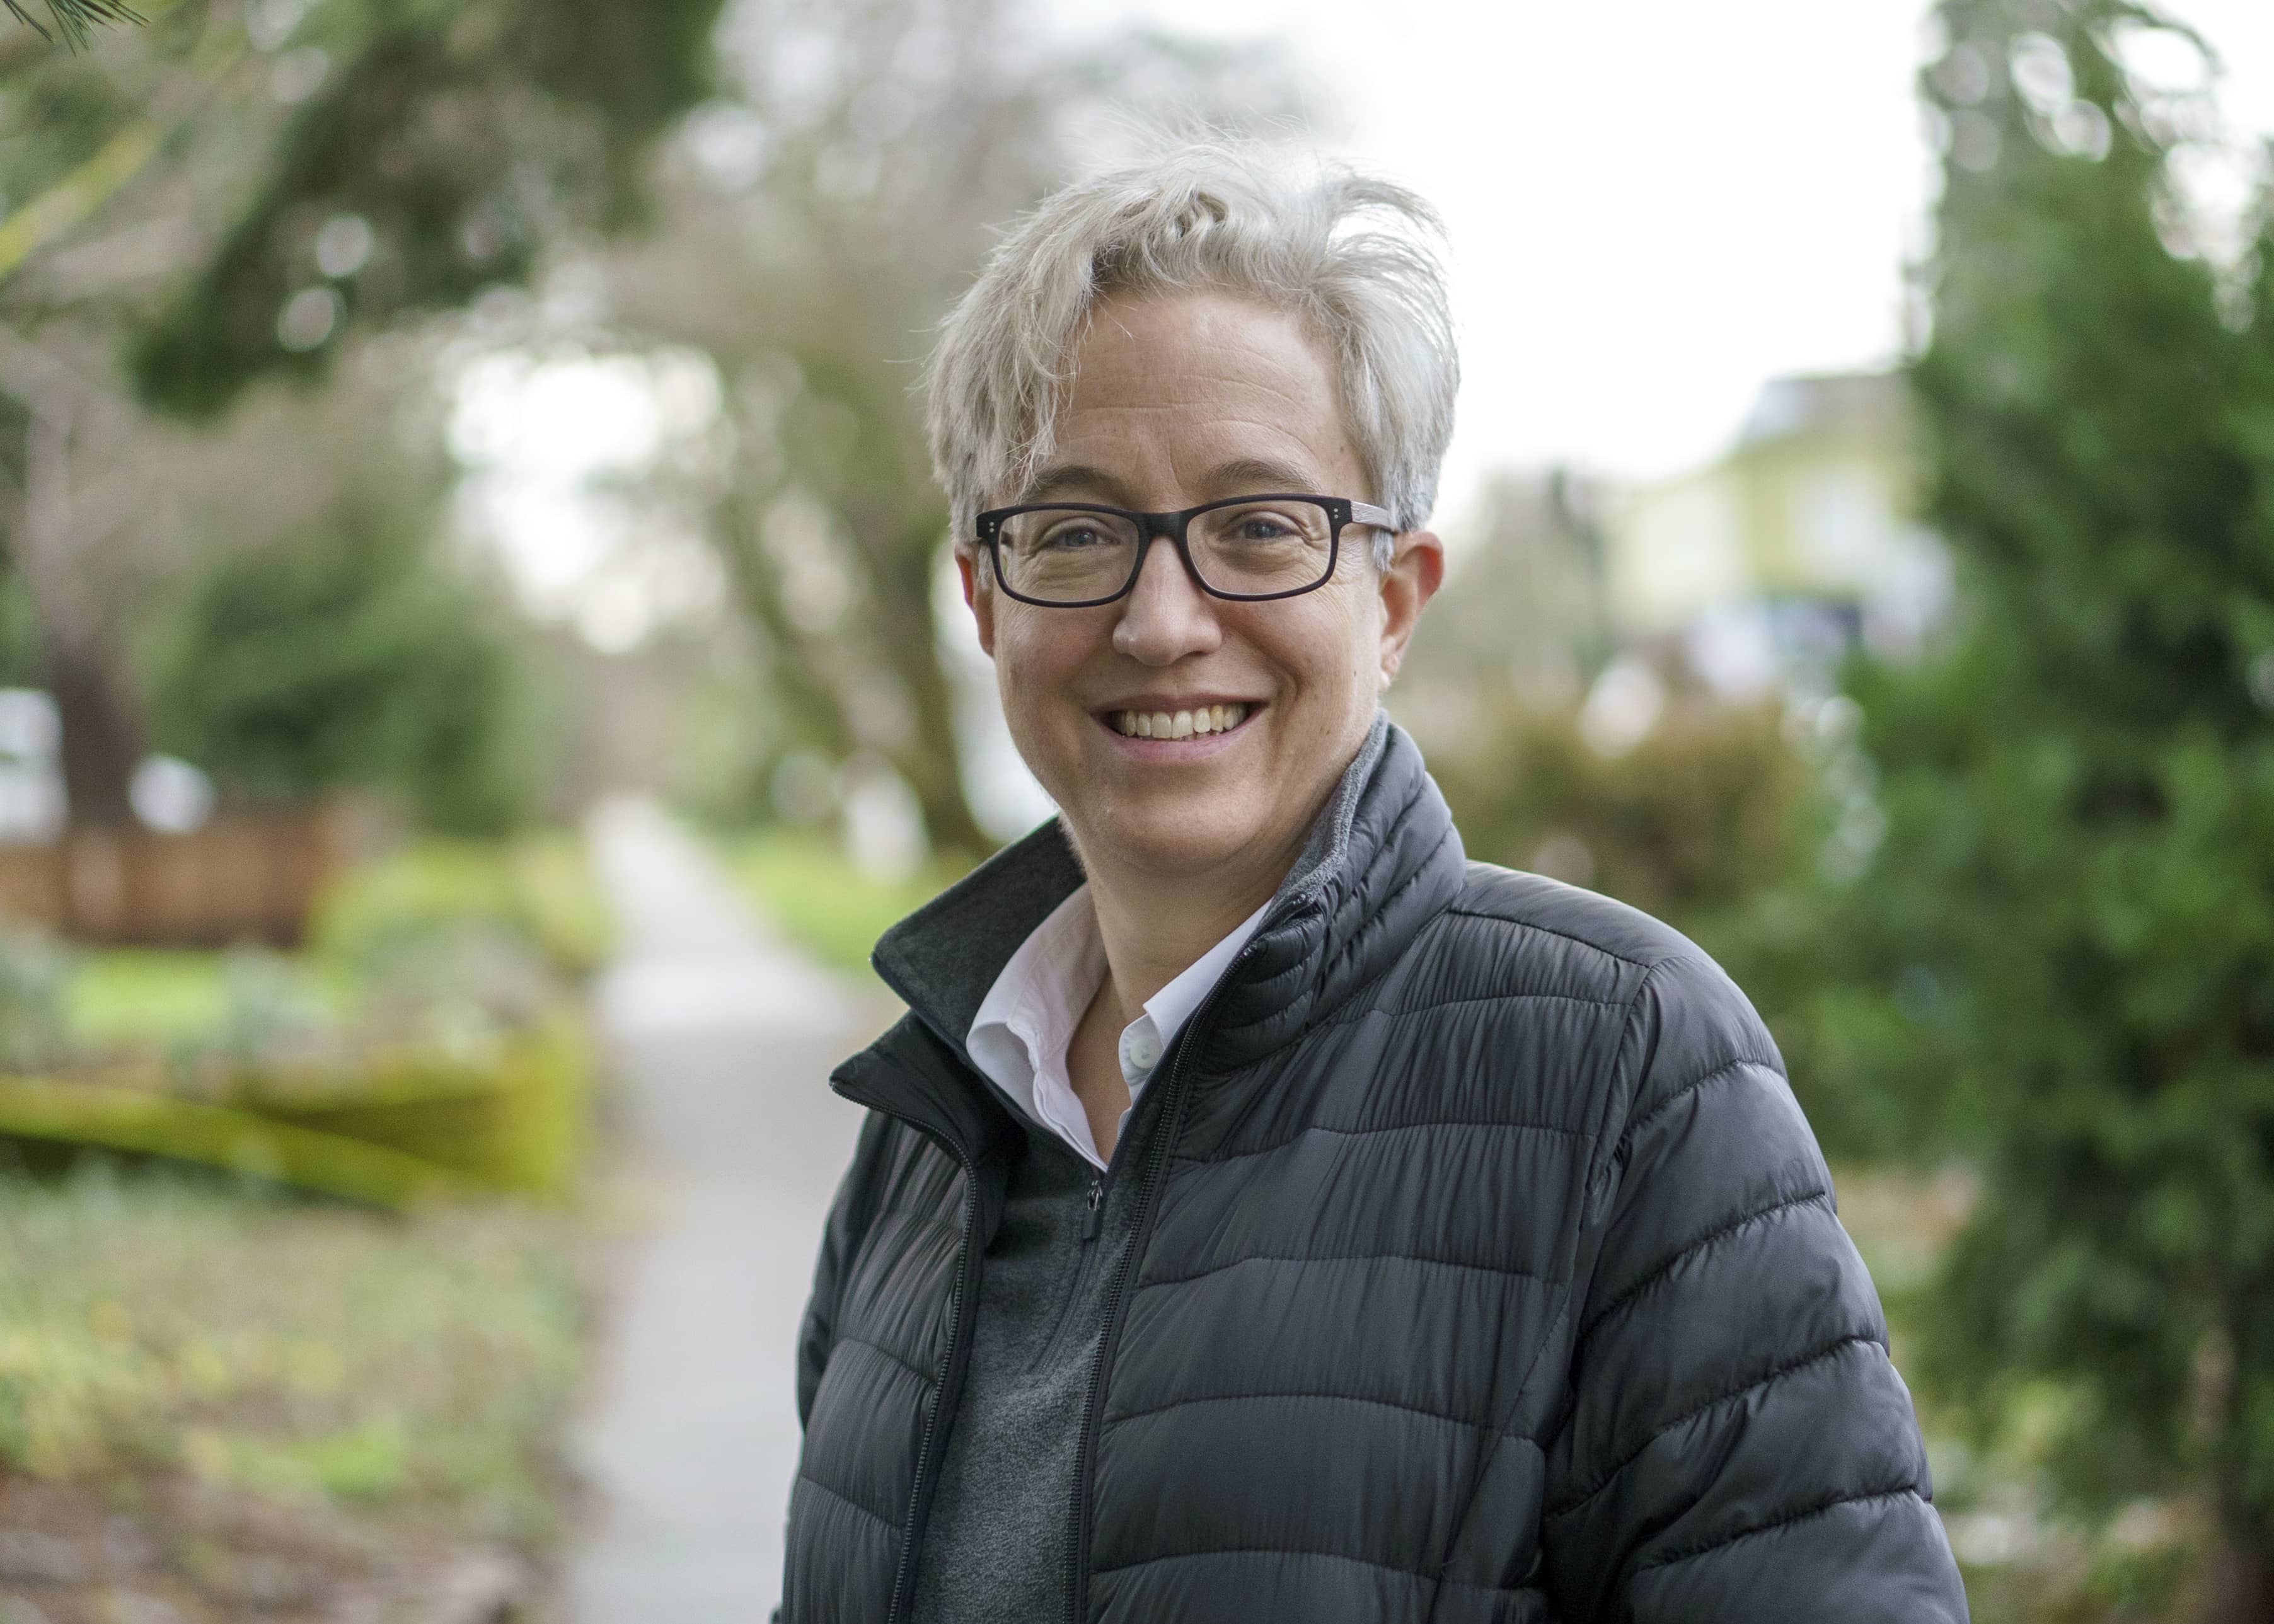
[1829,0,2274,1606]
[148,485,538,835]
[129,0,727,416]
[0,0,724,824]
[592,0,1310,856]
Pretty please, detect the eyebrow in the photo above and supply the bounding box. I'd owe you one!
[1019,463,1134,505]
[1016,455,1326,507]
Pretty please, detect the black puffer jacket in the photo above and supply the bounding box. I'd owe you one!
[785,722,1967,1622]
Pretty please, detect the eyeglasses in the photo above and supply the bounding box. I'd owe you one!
[974,493,1395,608]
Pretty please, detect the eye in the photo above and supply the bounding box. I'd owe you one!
[1041,521,1108,550]
[1235,514,1295,542]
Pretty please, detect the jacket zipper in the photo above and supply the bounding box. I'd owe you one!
[1029,1176,1107,1376]
[1061,944,1261,1623]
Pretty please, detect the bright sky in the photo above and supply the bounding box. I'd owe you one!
[1077,0,2274,525]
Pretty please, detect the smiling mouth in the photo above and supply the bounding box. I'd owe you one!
[1104,702,1254,740]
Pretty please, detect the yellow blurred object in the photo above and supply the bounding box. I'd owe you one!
[0,1016,591,1207]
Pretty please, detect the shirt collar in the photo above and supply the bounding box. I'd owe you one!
[965,887,1273,1165]
[964,885,1104,1133]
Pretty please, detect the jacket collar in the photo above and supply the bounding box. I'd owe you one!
[845,713,1466,1138]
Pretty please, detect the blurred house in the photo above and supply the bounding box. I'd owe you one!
[1602,371,1950,698]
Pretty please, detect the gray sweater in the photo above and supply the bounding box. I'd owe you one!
[909,1105,1164,1623]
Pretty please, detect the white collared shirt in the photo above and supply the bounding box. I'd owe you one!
[965,886,1271,1170]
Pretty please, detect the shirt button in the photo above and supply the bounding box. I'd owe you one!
[1122,1030,1162,1071]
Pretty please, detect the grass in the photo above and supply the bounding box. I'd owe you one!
[66,950,345,1055]
[57,830,611,1058]
[723,827,970,979]
[0,1161,582,1541]
[310,829,615,983]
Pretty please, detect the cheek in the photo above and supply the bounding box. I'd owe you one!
[994,613,1098,716]
[1269,604,1378,713]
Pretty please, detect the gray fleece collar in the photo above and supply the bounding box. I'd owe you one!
[1278,710,1389,909]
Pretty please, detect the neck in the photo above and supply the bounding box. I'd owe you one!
[1069,814,1306,1030]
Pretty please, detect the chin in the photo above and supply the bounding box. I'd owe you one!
[1076,799,1269,878]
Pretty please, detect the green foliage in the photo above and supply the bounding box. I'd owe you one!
[309,833,613,985]
[0,560,43,689]
[149,500,539,836]
[0,1164,580,1533]
[65,947,343,1057]
[725,827,967,981]
[122,0,727,417]
[0,923,72,1071]
[1828,0,2274,1580]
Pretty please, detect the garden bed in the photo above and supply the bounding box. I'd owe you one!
[0,1165,586,1623]
[0,832,615,1621]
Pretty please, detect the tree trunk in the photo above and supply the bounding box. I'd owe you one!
[2202,1542,2274,1624]
[6,394,148,828]
[43,632,142,827]
[2207,1316,2274,1624]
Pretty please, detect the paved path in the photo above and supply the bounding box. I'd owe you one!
[570,800,882,1623]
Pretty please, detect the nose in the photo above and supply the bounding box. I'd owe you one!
[1111,532,1221,665]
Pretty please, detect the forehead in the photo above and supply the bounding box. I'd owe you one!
[1034,288,1365,503]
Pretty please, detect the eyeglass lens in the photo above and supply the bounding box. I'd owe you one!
[996,499,1336,602]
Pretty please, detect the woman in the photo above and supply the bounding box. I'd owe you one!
[781,143,1968,1623]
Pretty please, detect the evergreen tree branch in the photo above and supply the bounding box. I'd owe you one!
[4,0,144,51]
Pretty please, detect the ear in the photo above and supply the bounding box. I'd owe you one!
[957,545,996,657]
[1377,529,1443,684]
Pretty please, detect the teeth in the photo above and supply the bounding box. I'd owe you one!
[1109,703,1251,739]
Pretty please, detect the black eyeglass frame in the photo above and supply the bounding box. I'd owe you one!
[973,493,1397,608]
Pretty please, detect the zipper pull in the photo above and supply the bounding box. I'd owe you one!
[1082,1178,1105,1242]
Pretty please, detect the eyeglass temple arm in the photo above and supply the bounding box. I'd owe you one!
[1349,500,1397,533]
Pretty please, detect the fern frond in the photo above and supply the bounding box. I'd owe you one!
[4,0,145,50]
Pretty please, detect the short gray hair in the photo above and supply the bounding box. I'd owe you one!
[925,140,1459,570]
